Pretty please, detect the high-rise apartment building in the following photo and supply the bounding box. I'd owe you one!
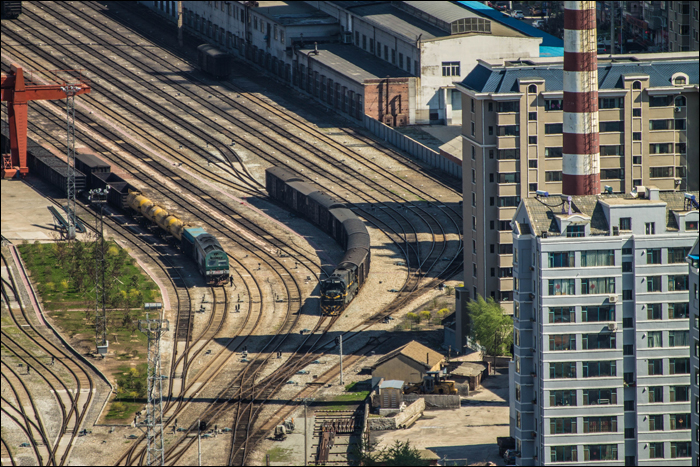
[689,236,699,466]
[509,187,698,465]
[454,52,698,340]
[668,1,700,52]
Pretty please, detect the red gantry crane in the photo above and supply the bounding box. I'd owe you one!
[1,64,90,178]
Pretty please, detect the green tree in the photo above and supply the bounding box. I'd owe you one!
[354,440,428,466]
[467,295,513,369]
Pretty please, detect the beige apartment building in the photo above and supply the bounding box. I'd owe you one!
[453,51,698,334]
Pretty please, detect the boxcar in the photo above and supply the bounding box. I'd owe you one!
[76,153,110,188]
[197,44,232,80]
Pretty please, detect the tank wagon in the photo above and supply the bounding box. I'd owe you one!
[127,191,229,286]
[265,166,370,315]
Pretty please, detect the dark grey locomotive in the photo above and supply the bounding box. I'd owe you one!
[265,166,370,315]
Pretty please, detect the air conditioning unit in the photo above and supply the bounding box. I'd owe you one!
[608,295,618,303]
[675,106,682,112]
[612,226,619,236]
[675,178,682,185]
[607,322,617,332]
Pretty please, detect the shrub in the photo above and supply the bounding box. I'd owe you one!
[419,310,432,322]
[406,312,420,324]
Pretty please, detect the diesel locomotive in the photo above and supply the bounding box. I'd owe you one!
[265,166,370,315]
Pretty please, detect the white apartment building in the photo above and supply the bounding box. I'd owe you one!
[510,187,698,466]
[689,235,699,466]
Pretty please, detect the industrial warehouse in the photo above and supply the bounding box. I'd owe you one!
[1,1,699,466]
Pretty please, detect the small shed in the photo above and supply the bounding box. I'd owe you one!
[378,380,404,409]
[372,340,445,388]
[449,362,487,392]
[418,449,441,466]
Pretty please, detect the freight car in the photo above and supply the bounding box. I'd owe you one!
[265,166,370,315]
[127,191,230,286]
[197,44,232,79]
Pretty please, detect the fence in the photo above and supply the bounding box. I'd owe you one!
[362,115,462,179]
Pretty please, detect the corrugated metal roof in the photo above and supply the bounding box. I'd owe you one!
[402,1,481,24]
[378,380,404,389]
[255,1,337,26]
[373,340,444,371]
[344,2,446,40]
[299,43,412,83]
[461,58,699,93]
[521,191,699,237]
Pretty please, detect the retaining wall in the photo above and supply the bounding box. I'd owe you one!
[404,394,461,409]
[367,398,426,431]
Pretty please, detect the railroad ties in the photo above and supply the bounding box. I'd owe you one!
[313,409,360,465]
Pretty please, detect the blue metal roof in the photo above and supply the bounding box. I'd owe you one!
[460,59,699,93]
[456,1,563,56]
[379,380,404,389]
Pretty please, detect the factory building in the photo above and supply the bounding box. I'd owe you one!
[690,237,699,466]
[142,1,550,126]
[454,51,699,329]
[510,187,698,465]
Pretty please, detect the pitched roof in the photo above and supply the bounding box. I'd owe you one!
[374,340,444,370]
[520,191,699,237]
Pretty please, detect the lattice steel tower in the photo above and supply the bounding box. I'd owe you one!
[89,188,109,355]
[61,84,81,239]
[137,314,169,466]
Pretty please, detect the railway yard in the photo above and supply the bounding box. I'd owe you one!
[1,2,463,466]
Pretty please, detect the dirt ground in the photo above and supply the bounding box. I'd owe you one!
[370,364,510,466]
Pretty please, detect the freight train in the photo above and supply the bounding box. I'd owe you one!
[265,166,370,315]
[2,125,231,286]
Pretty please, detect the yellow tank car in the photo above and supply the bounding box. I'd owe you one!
[127,191,150,212]
[145,204,165,223]
[160,214,185,240]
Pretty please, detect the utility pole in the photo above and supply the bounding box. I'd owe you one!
[299,397,314,467]
[61,84,81,240]
[89,187,109,356]
[335,336,344,386]
[137,314,169,466]
[197,418,201,467]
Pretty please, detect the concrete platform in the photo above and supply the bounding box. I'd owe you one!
[1,177,86,243]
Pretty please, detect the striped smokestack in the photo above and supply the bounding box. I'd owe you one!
[562,1,600,195]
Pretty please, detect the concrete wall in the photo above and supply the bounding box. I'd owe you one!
[417,34,540,124]
[363,116,462,178]
[403,394,461,409]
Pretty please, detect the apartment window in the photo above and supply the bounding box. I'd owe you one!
[545,171,562,182]
[622,261,632,272]
[633,108,641,117]
[648,331,663,348]
[499,125,519,136]
[623,344,633,355]
[624,428,634,439]
[670,386,690,402]
[545,123,563,134]
[581,277,615,294]
[490,220,494,230]
[601,168,624,179]
[649,414,664,431]
[515,383,521,401]
[529,136,537,145]
[472,168,476,183]
[497,101,519,112]
[675,119,686,130]
[549,334,576,351]
[649,143,674,154]
[583,445,618,461]
[498,268,513,278]
[472,216,476,230]
[599,97,624,109]
[544,99,563,111]
[623,289,633,300]
[669,275,689,291]
[686,220,698,230]
[489,149,494,159]
[671,442,691,458]
[528,112,537,121]
[488,126,493,136]
[669,303,689,319]
[549,307,575,324]
[624,400,634,411]
[488,102,493,111]
[633,156,642,164]
[582,306,614,322]
[583,417,617,433]
[623,317,633,328]
[582,333,615,350]
[498,244,513,254]
[646,248,663,264]
[550,390,576,406]
[648,358,663,375]
[529,183,538,192]
[649,442,664,459]
[497,149,520,159]
[670,331,689,347]
[647,276,662,292]
[498,221,511,231]
[675,95,687,107]
[548,252,573,268]
[362,34,367,50]
[600,121,623,132]
[473,263,477,277]
[583,388,617,405]
[490,197,494,206]
[368,38,374,53]
[581,250,614,267]
[498,172,520,184]
[472,239,477,254]
[649,386,664,402]
[670,357,690,374]
[544,147,562,158]
[550,418,577,434]
[441,61,460,76]
[582,360,616,377]
[650,167,674,180]
[549,279,575,295]
[566,225,585,237]
[497,196,521,208]
[471,98,475,113]
[670,414,690,430]
[551,446,577,463]
[649,119,674,130]
[647,303,662,320]
[499,291,513,301]
[470,121,476,136]
[600,145,624,156]
[550,362,576,379]
[649,95,672,107]
[633,132,642,140]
